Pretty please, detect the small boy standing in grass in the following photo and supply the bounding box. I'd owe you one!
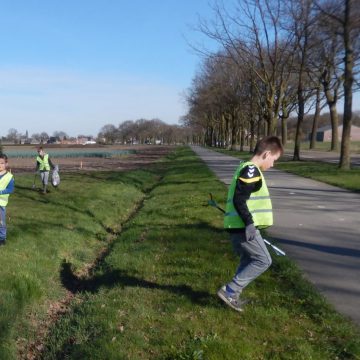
[218,136,283,311]
[0,154,15,246]
[35,147,55,194]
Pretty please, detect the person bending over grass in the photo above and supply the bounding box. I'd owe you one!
[218,136,284,312]
[35,147,55,194]
[0,154,14,246]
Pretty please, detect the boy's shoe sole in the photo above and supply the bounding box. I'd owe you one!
[217,287,249,312]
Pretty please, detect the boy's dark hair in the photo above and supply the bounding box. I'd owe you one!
[253,136,284,156]
[0,154,8,161]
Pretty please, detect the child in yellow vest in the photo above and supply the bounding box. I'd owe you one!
[0,154,15,246]
[35,147,55,194]
[218,136,283,311]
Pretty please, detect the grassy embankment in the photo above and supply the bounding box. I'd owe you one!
[213,148,360,192]
[0,168,159,359]
[29,148,360,359]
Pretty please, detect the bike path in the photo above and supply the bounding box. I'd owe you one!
[191,146,360,325]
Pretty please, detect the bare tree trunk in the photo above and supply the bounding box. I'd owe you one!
[294,77,305,161]
[230,112,237,150]
[263,120,268,138]
[339,0,353,170]
[249,77,256,152]
[265,87,278,135]
[329,103,339,151]
[280,99,289,146]
[322,74,340,151]
[221,118,226,148]
[310,86,321,149]
[207,127,210,146]
[267,117,275,136]
[292,0,312,162]
[250,114,256,152]
[240,125,245,151]
[293,107,303,161]
[226,114,230,149]
[281,117,288,146]
[257,112,262,141]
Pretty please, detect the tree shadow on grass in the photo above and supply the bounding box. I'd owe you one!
[276,237,360,258]
[60,260,218,307]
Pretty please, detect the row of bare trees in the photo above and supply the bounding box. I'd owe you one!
[98,119,192,145]
[1,129,71,144]
[183,0,360,169]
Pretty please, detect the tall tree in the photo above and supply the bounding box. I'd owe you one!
[288,0,317,161]
[316,0,360,168]
[196,0,296,135]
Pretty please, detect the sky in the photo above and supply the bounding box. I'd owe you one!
[0,0,216,137]
[0,1,359,138]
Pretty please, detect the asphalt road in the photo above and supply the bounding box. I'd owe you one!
[191,145,360,325]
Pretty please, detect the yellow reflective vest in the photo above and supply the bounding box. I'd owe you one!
[224,161,273,229]
[0,172,13,207]
[36,154,50,171]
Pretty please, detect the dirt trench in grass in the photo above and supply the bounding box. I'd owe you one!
[17,147,172,360]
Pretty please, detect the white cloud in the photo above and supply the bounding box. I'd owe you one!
[0,67,186,136]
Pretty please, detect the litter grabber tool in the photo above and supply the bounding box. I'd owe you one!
[208,193,225,213]
[262,239,286,256]
[207,193,286,256]
[32,172,38,189]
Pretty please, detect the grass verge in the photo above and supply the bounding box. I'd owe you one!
[209,147,360,192]
[283,141,360,154]
[275,161,360,192]
[0,169,160,359]
[38,147,360,359]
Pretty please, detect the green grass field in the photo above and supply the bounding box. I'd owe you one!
[1,147,359,359]
[275,161,360,192]
[0,169,159,359]
[284,141,360,154]
[211,148,360,192]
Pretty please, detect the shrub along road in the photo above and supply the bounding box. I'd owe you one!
[191,145,360,326]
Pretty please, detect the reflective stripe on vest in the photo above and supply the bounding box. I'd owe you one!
[224,161,273,229]
[0,172,13,207]
[37,154,50,171]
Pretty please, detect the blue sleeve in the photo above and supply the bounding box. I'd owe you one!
[0,177,14,195]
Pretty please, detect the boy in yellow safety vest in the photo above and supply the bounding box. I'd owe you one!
[35,147,55,194]
[0,154,15,246]
[218,136,283,311]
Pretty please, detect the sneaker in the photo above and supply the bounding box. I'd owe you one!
[217,286,248,312]
[0,240,6,246]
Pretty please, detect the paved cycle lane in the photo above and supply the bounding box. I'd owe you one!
[191,146,360,325]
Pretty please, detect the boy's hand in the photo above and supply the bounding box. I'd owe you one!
[245,223,257,242]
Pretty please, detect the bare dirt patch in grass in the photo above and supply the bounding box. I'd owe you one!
[7,145,174,173]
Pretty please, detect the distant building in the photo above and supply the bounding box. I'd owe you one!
[312,124,360,142]
[47,136,60,144]
[77,136,95,145]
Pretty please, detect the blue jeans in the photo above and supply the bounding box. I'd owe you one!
[0,206,6,241]
[227,230,272,297]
